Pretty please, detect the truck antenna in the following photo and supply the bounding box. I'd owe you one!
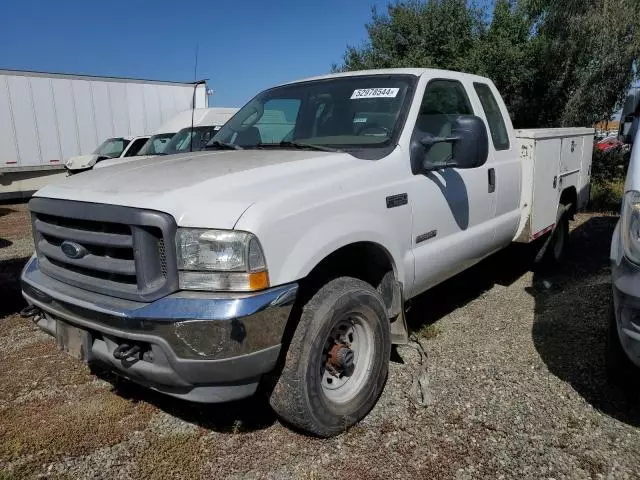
[190,44,200,153]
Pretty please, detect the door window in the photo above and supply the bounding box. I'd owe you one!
[414,80,473,166]
[473,83,510,150]
[123,138,148,157]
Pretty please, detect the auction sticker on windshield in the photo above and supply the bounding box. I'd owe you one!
[351,88,399,99]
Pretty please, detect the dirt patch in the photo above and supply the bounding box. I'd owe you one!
[0,387,154,476]
[0,203,30,241]
[133,434,204,480]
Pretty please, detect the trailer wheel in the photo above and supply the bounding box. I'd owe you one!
[269,277,391,437]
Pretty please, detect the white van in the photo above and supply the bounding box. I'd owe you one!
[64,135,150,174]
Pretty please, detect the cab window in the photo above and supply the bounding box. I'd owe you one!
[414,80,473,166]
[473,83,510,150]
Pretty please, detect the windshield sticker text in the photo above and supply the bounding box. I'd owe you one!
[350,88,399,99]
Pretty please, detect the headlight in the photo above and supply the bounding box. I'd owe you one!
[622,191,640,264]
[176,228,268,292]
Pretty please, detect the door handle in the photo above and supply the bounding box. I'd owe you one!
[488,168,496,193]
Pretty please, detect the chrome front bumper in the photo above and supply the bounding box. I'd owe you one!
[21,255,297,402]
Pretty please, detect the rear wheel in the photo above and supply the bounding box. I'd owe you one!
[269,277,391,437]
[536,206,570,268]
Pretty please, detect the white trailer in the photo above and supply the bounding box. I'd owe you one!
[0,69,208,199]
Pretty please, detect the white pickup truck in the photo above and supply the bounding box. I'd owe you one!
[20,69,593,437]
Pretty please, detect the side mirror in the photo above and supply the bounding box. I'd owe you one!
[410,115,489,174]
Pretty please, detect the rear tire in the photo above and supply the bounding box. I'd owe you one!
[536,206,569,268]
[269,277,391,437]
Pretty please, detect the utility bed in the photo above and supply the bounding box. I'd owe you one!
[514,128,594,242]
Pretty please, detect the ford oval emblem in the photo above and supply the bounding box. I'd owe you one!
[60,241,87,259]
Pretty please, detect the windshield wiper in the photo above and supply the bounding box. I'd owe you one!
[256,141,342,153]
[204,140,243,150]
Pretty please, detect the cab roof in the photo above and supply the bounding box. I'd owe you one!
[282,68,493,86]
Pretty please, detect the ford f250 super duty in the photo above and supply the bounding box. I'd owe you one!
[20,69,594,437]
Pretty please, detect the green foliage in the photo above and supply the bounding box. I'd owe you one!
[590,178,625,212]
[334,0,483,73]
[589,147,628,212]
[334,0,640,128]
[591,148,629,184]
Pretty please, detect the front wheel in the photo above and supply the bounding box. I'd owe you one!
[269,277,391,437]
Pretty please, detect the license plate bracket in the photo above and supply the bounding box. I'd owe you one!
[56,320,89,361]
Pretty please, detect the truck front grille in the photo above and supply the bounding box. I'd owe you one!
[29,198,178,302]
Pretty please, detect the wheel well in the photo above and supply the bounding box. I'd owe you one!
[300,242,397,312]
[560,186,578,218]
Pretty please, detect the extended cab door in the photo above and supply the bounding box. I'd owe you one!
[469,81,521,247]
[407,77,497,297]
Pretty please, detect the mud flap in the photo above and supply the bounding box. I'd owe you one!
[389,280,408,345]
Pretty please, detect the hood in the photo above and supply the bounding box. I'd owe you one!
[65,154,106,170]
[94,155,154,169]
[37,149,363,229]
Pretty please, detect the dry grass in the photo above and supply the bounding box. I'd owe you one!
[418,323,441,340]
[0,386,154,475]
[133,434,204,480]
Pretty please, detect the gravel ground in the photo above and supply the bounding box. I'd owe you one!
[1,203,639,479]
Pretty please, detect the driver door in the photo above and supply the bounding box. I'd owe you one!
[407,78,497,296]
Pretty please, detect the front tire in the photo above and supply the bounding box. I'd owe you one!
[269,277,391,437]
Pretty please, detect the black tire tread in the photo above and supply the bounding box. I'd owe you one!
[269,276,390,437]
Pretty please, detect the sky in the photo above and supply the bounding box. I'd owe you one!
[0,0,393,107]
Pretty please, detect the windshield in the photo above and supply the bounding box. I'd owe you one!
[162,126,220,155]
[138,133,176,156]
[93,138,129,158]
[209,75,416,151]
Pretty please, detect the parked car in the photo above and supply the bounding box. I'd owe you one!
[94,108,238,169]
[136,132,175,156]
[20,68,593,437]
[596,135,623,153]
[64,135,149,174]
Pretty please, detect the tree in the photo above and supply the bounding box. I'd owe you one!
[523,0,640,126]
[334,0,640,128]
[333,0,484,73]
[471,0,535,127]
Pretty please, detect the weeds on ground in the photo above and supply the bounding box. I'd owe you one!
[589,148,629,213]
[590,178,624,213]
[419,324,441,340]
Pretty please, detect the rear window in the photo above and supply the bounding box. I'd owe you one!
[473,83,510,151]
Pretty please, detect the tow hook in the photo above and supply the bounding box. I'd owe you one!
[19,305,43,322]
[113,344,141,366]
